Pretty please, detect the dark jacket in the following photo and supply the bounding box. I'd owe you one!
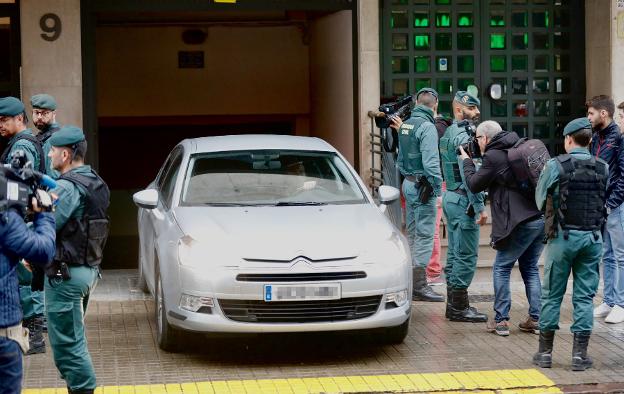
[590,121,624,209]
[462,131,542,247]
[0,210,56,328]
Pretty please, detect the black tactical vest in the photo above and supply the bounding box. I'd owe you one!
[54,169,111,267]
[36,123,61,145]
[0,132,46,173]
[555,155,607,233]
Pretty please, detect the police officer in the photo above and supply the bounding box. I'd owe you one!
[391,88,444,302]
[31,93,61,177]
[0,96,48,354]
[439,91,488,322]
[533,118,607,371]
[45,126,110,394]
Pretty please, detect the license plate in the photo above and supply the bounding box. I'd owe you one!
[264,283,341,302]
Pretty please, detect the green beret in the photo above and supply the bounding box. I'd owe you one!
[454,90,480,107]
[563,118,592,136]
[0,97,25,117]
[30,94,57,110]
[416,87,438,100]
[49,126,85,147]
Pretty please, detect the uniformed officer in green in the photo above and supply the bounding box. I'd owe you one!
[533,118,607,371]
[391,88,444,302]
[0,96,47,354]
[31,93,61,177]
[45,126,110,394]
[439,91,488,322]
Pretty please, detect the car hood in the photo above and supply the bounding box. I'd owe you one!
[173,204,395,261]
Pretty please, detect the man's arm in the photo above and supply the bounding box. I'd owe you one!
[535,159,558,210]
[606,134,624,209]
[1,210,55,266]
[462,152,498,194]
[10,140,37,167]
[419,123,443,196]
[52,180,82,230]
[454,133,485,214]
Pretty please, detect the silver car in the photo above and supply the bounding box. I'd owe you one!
[132,135,411,351]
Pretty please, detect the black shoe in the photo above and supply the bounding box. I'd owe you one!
[448,288,488,322]
[571,332,593,371]
[412,267,444,302]
[25,315,46,355]
[532,331,554,368]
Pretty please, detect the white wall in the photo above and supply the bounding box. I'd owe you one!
[612,1,624,106]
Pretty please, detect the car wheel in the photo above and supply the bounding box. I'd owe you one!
[379,318,410,345]
[136,246,149,293]
[155,269,181,352]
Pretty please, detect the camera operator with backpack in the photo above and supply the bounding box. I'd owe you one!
[461,120,549,337]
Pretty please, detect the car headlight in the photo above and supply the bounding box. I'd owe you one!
[361,233,409,264]
[386,289,408,307]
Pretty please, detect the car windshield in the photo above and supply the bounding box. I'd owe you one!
[181,149,367,206]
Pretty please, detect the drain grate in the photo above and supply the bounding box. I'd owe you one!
[469,294,495,303]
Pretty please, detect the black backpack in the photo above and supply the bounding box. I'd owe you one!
[507,138,550,194]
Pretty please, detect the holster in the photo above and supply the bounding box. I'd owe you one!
[45,261,71,281]
[416,176,434,204]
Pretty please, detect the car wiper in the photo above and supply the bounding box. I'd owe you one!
[202,202,268,207]
[275,201,327,206]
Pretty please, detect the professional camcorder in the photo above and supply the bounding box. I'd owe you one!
[456,120,481,159]
[374,95,414,129]
[0,150,57,215]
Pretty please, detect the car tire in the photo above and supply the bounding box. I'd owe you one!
[136,246,149,293]
[155,268,181,352]
[379,318,410,345]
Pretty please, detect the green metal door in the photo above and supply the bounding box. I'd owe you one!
[382,0,585,154]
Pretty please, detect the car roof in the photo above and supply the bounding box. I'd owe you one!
[184,135,338,154]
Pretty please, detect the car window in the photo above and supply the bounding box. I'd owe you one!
[156,147,181,190]
[181,149,367,206]
[159,148,184,208]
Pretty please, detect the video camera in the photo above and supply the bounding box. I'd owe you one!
[374,95,414,129]
[0,150,57,215]
[456,120,481,159]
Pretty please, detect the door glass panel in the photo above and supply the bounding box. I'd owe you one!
[414,12,430,28]
[457,33,474,50]
[458,78,475,91]
[392,0,409,3]
[414,56,430,73]
[436,79,453,95]
[415,78,432,91]
[554,54,569,72]
[457,55,474,73]
[512,55,528,71]
[490,55,506,72]
[489,0,505,4]
[534,100,550,117]
[533,78,549,93]
[532,11,549,28]
[554,32,569,49]
[393,79,409,96]
[413,0,429,4]
[555,78,570,94]
[512,0,527,3]
[533,33,549,49]
[438,101,452,117]
[490,33,506,50]
[491,100,507,116]
[435,33,452,50]
[555,100,570,116]
[512,78,528,94]
[535,55,549,72]
[513,101,528,117]
[0,17,10,83]
[512,123,528,138]
[414,34,431,50]
[534,123,550,139]
[393,34,408,50]
[512,33,528,50]
[391,11,409,28]
[435,0,451,4]
[457,12,473,27]
[436,12,451,27]
[512,12,528,28]
[392,57,409,73]
[490,11,505,27]
[554,10,570,27]
[436,56,452,72]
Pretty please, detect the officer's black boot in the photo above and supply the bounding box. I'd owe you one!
[25,315,46,355]
[571,332,593,371]
[532,331,554,368]
[412,267,444,302]
[68,388,95,394]
[445,285,453,318]
[448,288,488,322]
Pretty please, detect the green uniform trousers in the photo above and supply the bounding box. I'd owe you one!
[539,230,602,333]
[402,179,437,268]
[45,265,99,391]
[17,262,45,319]
[442,191,480,289]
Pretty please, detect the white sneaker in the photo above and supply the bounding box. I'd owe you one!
[605,305,624,324]
[594,302,612,318]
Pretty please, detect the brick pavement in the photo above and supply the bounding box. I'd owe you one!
[22,270,624,392]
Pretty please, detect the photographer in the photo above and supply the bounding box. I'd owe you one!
[0,196,56,393]
[460,121,544,337]
[390,87,444,302]
[45,126,110,394]
[439,91,488,323]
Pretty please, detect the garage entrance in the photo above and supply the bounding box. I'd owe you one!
[81,0,357,268]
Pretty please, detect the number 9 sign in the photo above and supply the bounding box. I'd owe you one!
[40,13,62,42]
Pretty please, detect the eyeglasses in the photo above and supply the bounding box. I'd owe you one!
[32,109,52,117]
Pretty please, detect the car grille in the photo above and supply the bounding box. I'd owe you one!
[235,271,366,282]
[218,295,382,323]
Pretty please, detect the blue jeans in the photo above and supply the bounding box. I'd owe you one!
[0,336,22,394]
[602,205,624,308]
[492,217,545,323]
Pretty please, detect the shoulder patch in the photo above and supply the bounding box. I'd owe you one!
[402,124,414,130]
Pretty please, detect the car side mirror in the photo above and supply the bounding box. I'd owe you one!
[133,189,159,210]
[378,185,400,204]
